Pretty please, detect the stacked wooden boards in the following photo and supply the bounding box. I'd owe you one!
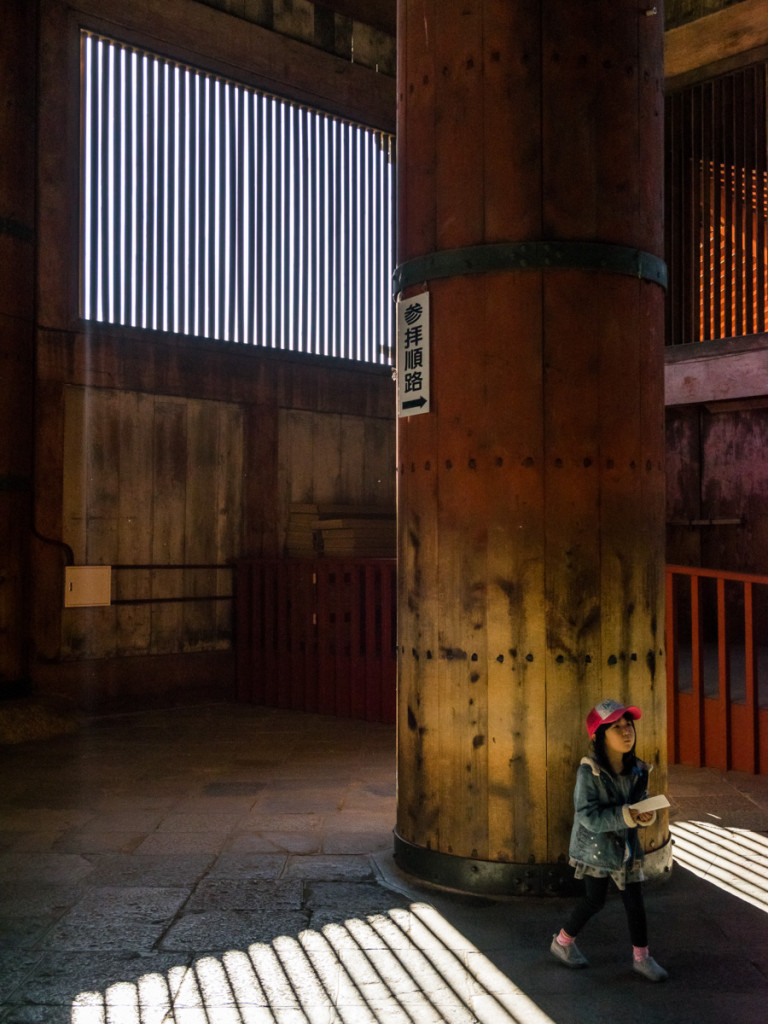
[285,504,396,558]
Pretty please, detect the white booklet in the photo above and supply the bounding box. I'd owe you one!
[629,794,670,813]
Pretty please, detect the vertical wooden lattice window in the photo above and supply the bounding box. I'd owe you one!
[80,32,395,364]
[666,62,768,345]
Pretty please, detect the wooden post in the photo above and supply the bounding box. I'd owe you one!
[395,0,669,894]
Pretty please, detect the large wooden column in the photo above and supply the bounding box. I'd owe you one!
[0,1,37,696]
[395,0,669,894]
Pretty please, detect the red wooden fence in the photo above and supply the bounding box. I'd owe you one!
[236,559,768,770]
[666,564,768,774]
[235,558,397,724]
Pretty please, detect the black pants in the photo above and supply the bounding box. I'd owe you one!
[564,876,648,947]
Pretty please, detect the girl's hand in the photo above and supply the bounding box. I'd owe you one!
[630,809,653,824]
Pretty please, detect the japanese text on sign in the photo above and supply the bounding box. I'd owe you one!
[397,291,430,418]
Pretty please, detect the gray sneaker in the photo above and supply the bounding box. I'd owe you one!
[550,935,589,968]
[633,956,668,982]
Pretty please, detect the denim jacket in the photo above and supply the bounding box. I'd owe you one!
[568,756,655,873]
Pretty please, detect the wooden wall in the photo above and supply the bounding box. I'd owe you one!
[662,1,768,576]
[54,384,396,664]
[667,402,768,574]
[26,0,396,711]
[279,408,395,510]
[33,331,394,708]
[61,388,244,660]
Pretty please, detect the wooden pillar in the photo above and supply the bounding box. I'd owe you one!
[0,1,37,696]
[395,0,669,894]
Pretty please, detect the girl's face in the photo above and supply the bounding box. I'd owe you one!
[604,716,636,757]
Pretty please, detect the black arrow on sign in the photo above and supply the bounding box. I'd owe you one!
[402,396,427,410]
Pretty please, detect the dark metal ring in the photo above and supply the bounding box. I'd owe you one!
[393,831,578,897]
[393,240,667,297]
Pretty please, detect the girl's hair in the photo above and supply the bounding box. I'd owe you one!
[591,716,638,775]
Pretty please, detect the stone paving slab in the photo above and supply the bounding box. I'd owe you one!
[1,952,194,1024]
[282,853,377,881]
[159,907,313,951]
[2,831,67,853]
[225,831,323,854]
[669,797,768,830]
[186,877,304,911]
[204,852,288,879]
[304,880,412,918]
[131,831,228,855]
[51,830,147,854]
[0,953,44,1004]
[0,882,81,919]
[39,886,189,952]
[0,915,60,951]
[256,792,350,814]
[0,852,94,885]
[321,830,392,854]
[0,809,95,834]
[82,852,213,887]
[235,811,325,832]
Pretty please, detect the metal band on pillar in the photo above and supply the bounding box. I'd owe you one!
[393,240,667,297]
[393,831,674,896]
[394,832,576,896]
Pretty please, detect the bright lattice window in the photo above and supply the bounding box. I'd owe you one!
[666,61,768,345]
[80,31,395,364]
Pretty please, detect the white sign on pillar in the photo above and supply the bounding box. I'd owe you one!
[396,291,431,418]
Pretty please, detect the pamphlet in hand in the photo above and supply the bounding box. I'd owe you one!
[629,794,670,813]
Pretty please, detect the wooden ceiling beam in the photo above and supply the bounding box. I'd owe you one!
[312,0,395,36]
[665,0,768,84]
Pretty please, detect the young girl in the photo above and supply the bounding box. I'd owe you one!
[550,697,668,982]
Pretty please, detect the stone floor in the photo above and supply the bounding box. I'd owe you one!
[1,702,767,1023]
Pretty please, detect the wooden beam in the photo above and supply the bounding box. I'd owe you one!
[665,0,768,82]
[665,337,768,406]
[313,0,396,36]
[57,0,395,131]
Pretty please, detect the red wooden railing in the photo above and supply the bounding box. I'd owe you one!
[236,559,768,770]
[235,558,397,724]
[666,564,768,774]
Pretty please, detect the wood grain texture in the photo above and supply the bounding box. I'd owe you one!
[279,408,395,520]
[397,0,437,262]
[541,271,603,862]
[151,399,189,655]
[483,1,542,243]
[433,0,485,251]
[433,277,492,859]
[116,391,153,655]
[665,0,768,82]
[396,393,441,849]
[61,390,244,658]
[483,273,547,864]
[666,347,768,405]
[397,0,667,871]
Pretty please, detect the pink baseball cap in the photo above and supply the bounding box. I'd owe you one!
[586,698,642,739]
